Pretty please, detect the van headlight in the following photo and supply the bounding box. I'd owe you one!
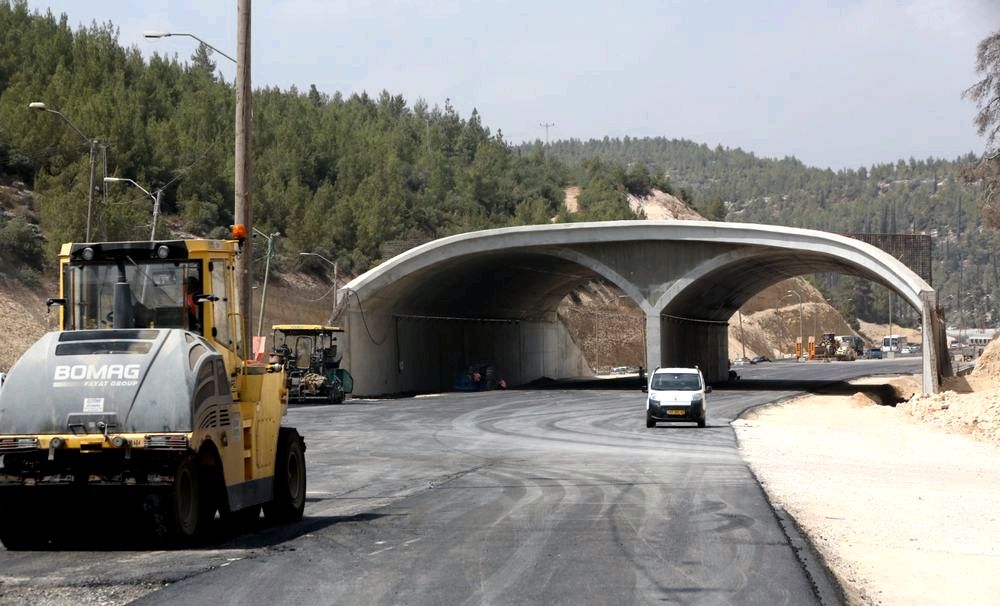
[691,394,703,403]
[648,393,659,402]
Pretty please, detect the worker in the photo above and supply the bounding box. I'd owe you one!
[472,369,482,390]
[185,276,202,333]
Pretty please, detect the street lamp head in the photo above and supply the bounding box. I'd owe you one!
[143,30,171,39]
[103,177,124,183]
[28,102,47,111]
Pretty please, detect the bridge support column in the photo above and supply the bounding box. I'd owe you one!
[645,314,662,373]
[921,291,945,394]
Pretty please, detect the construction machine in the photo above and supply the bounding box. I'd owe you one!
[815,332,838,360]
[834,341,857,361]
[0,235,306,549]
[271,325,353,404]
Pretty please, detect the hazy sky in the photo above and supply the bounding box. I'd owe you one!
[25,0,1000,169]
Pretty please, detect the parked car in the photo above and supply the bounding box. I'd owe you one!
[751,355,770,363]
[732,357,752,366]
[645,367,709,428]
[866,348,883,359]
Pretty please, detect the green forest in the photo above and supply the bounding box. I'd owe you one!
[0,1,637,280]
[538,137,996,329]
[0,0,996,331]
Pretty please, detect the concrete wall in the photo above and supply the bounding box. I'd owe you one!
[342,309,589,396]
[659,317,730,382]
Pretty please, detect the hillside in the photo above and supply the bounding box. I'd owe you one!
[538,136,996,330]
[0,278,50,371]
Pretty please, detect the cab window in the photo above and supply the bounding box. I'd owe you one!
[62,261,200,330]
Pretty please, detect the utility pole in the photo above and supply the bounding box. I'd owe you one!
[235,0,253,356]
[539,122,554,145]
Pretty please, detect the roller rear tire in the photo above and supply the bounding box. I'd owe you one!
[0,496,49,550]
[264,428,306,524]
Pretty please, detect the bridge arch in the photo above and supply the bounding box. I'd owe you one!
[340,221,943,395]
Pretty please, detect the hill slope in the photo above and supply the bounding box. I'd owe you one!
[539,136,994,329]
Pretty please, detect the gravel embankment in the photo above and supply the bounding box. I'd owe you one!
[734,376,1000,605]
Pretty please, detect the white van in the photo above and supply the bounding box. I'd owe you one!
[645,367,709,428]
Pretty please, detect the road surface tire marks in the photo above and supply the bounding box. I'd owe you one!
[135,387,819,605]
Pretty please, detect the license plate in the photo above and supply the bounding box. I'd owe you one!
[666,409,687,416]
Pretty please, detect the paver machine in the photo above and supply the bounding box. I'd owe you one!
[271,325,353,404]
[0,234,306,549]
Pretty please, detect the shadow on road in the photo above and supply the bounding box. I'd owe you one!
[711,379,908,405]
[15,512,391,552]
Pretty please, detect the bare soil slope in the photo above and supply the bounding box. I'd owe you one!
[0,279,52,371]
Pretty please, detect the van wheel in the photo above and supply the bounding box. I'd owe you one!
[698,415,707,428]
[646,415,656,428]
[264,428,306,524]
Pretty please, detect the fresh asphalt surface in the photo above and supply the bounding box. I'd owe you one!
[0,358,922,605]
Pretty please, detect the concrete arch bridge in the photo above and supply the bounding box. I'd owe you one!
[338,221,946,396]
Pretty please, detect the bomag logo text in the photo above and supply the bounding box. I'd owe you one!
[53,364,141,387]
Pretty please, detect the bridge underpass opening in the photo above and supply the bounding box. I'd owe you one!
[656,253,935,387]
[340,251,634,395]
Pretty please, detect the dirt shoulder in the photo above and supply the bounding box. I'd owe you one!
[733,379,1000,605]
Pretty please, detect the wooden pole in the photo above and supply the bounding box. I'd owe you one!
[235,0,253,357]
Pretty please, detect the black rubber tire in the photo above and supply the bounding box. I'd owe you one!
[264,428,306,524]
[169,455,215,543]
[0,496,48,550]
[698,415,707,428]
[328,383,345,405]
[646,415,656,428]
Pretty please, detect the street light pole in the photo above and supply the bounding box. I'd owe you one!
[300,252,338,324]
[781,290,804,358]
[103,177,160,239]
[254,228,279,337]
[143,30,237,64]
[29,102,97,241]
[143,25,250,346]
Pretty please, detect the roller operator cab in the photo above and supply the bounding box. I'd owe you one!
[0,239,306,549]
[645,367,709,428]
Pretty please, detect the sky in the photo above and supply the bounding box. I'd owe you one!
[24,0,1000,170]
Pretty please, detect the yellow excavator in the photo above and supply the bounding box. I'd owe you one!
[0,233,305,548]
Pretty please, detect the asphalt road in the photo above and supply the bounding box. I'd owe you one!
[0,358,921,605]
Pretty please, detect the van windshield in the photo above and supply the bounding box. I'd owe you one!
[650,373,701,391]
